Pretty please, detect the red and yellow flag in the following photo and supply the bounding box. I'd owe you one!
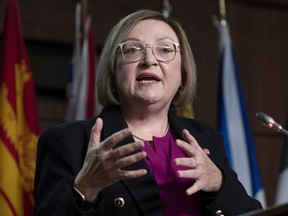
[0,0,40,215]
[176,103,194,119]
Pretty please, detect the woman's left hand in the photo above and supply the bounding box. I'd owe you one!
[174,129,223,195]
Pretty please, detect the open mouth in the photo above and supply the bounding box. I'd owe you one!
[136,74,161,83]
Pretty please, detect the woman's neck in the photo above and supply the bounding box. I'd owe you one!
[131,122,170,142]
[122,106,170,142]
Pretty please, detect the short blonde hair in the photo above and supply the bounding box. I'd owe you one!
[97,9,196,108]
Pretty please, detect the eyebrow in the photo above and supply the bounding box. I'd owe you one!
[122,37,178,43]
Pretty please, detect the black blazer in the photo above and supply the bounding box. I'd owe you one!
[34,106,262,216]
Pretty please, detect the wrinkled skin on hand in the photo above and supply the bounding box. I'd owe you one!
[174,129,223,195]
[74,118,147,201]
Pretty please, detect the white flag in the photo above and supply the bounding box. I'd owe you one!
[66,3,100,121]
[216,19,266,207]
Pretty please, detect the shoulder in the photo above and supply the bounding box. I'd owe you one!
[37,118,97,154]
[169,111,218,135]
[37,106,122,144]
[168,111,223,150]
[40,118,96,139]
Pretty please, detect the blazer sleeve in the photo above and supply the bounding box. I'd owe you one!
[202,130,263,215]
[34,121,106,216]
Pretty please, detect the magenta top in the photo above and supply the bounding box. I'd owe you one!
[141,129,203,216]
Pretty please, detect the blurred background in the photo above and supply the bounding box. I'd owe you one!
[1,0,288,208]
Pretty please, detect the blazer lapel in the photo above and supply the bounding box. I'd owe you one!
[168,111,216,161]
[101,106,165,216]
[121,159,165,216]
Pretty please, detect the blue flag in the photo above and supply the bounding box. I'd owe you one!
[216,19,266,207]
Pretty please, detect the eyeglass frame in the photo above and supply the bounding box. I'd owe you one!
[117,40,180,63]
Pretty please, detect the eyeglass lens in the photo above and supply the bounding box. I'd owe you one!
[120,41,178,62]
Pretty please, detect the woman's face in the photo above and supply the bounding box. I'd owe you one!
[115,19,182,108]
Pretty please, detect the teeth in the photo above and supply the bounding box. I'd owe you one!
[139,80,156,83]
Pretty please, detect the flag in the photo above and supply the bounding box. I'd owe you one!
[176,104,194,119]
[65,3,82,121]
[215,18,266,207]
[161,0,194,120]
[66,2,100,121]
[0,0,40,215]
[275,119,288,205]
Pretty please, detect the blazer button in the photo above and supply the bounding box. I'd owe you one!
[216,210,224,216]
[114,197,125,208]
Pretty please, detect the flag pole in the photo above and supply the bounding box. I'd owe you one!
[219,0,226,21]
[162,0,172,18]
[82,0,91,40]
[81,0,88,25]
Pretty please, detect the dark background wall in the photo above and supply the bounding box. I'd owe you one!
[1,0,288,206]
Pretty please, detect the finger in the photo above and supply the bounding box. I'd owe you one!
[115,151,147,169]
[176,139,197,157]
[182,129,201,150]
[118,169,147,179]
[102,128,133,151]
[89,118,103,147]
[177,169,198,179]
[174,157,198,168]
[185,181,202,195]
[110,141,145,160]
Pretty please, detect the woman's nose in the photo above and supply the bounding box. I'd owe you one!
[141,47,158,65]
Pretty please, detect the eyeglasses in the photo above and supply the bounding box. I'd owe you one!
[118,40,180,63]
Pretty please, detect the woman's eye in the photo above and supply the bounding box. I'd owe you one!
[124,46,141,54]
[158,46,173,53]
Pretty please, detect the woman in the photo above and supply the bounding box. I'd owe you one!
[34,9,262,216]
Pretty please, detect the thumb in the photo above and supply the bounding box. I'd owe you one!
[89,118,103,147]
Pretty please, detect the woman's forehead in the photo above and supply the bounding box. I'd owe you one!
[124,19,178,42]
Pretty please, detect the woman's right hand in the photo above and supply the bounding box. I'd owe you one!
[74,118,147,202]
